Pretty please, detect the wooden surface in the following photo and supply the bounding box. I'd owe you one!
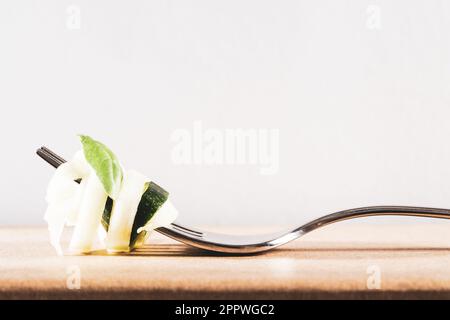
[2,223,450,299]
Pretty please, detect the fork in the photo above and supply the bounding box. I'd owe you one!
[37,146,450,254]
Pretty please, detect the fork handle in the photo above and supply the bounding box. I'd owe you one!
[250,206,450,253]
[297,206,450,235]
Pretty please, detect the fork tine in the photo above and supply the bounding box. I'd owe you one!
[36,147,64,168]
[170,225,203,237]
[41,147,66,163]
[157,224,204,239]
[171,223,203,235]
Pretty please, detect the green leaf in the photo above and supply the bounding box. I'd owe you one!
[79,135,123,199]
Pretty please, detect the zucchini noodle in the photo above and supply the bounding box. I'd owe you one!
[44,149,178,255]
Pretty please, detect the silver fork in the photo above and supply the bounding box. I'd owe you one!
[37,146,450,254]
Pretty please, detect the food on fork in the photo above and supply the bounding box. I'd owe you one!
[44,135,178,255]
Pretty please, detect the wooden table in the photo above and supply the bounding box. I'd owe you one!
[1,223,450,299]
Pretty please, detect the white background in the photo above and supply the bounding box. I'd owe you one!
[1,0,450,228]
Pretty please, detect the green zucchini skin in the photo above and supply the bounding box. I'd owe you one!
[129,182,169,247]
[101,198,113,231]
[101,182,169,248]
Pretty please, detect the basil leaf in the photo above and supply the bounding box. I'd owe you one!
[79,135,123,199]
